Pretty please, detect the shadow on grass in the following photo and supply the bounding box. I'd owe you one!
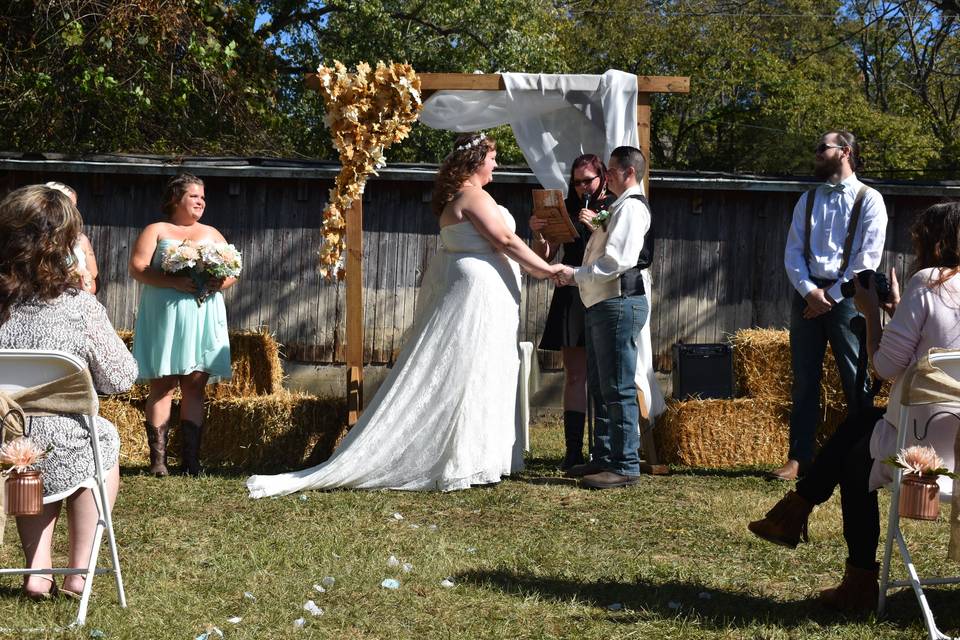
[119,465,253,479]
[456,569,960,632]
[668,467,773,480]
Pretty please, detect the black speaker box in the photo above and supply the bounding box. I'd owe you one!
[671,343,734,400]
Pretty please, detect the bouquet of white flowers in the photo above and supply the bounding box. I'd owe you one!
[161,240,242,305]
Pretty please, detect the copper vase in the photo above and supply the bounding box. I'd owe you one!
[899,474,940,521]
[4,470,43,516]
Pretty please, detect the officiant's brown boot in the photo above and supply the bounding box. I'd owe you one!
[748,490,813,548]
[818,561,879,612]
[144,421,169,477]
[180,420,204,476]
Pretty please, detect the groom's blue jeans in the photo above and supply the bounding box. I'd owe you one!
[584,294,649,476]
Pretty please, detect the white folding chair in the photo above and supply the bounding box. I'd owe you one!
[878,349,960,640]
[0,349,126,629]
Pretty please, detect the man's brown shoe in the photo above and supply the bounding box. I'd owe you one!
[580,471,640,489]
[765,459,800,481]
[564,461,604,478]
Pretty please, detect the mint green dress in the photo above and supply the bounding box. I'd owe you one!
[132,239,232,383]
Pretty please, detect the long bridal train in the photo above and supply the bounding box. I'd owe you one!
[246,206,525,496]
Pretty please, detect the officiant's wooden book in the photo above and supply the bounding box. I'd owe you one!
[532,189,577,244]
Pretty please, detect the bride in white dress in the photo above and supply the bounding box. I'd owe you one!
[247,133,562,496]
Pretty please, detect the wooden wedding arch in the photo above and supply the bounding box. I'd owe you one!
[305,72,691,425]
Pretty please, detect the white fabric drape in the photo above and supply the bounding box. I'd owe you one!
[420,70,639,195]
[420,70,664,421]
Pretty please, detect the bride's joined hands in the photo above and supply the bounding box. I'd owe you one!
[553,265,575,286]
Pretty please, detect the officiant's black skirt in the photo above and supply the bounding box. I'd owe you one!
[539,284,586,350]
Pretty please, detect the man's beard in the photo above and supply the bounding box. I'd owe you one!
[814,155,843,179]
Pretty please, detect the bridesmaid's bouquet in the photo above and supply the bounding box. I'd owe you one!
[161,240,242,306]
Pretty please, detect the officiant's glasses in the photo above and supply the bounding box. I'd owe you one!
[573,175,599,187]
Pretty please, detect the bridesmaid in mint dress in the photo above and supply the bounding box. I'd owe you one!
[129,174,237,476]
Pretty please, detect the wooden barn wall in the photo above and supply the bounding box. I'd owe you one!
[0,167,947,370]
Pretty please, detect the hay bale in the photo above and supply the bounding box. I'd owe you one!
[209,329,284,399]
[730,328,792,400]
[199,392,347,471]
[116,327,283,399]
[654,398,790,467]
[731,328,880,407]
[98,396,148,466]
[103,391,346,472]
[654,395,855,468]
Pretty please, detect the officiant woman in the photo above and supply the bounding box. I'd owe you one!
[530,154,616,470]
[129,174,236,477]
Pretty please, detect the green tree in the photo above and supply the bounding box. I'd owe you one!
[564,0,940,176]
[846,0,960,171]
[0,0,282,154]
[255,0,575,163]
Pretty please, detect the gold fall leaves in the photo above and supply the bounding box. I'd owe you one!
[315,61,422,279]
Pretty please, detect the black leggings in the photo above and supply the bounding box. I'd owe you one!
[796,407,885,570]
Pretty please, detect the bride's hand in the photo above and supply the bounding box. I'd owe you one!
[534,263,563,281]
[552,265,575,285]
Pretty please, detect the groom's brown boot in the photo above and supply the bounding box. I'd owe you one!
[564,461,604,478]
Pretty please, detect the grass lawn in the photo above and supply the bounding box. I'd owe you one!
[0,417,957,639]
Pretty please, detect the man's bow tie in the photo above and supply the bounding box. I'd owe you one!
[822,183,845,194]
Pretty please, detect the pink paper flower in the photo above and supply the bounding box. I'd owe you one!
[895,445,946,477]
[0,437,47,473]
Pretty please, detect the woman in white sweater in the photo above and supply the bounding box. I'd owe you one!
[748,201,960,612]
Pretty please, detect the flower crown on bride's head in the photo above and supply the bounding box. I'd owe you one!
[454,133,487,152]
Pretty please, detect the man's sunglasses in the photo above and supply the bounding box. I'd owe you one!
[815,143,847,154]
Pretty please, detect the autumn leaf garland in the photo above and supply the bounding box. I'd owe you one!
[314,61,422,279]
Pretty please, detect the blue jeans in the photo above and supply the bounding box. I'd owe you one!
[789,292,870,466]
[584,295,649,476]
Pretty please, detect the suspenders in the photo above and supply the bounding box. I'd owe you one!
[803,184,870,279]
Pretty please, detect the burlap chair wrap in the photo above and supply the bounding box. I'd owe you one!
[897,349,960,561]
[0,368,96,544]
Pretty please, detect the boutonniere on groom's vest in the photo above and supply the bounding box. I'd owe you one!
[591,207,612,230]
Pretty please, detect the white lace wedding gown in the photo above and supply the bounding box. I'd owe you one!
[247,206,523,496]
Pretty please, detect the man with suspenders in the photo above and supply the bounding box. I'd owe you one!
[771,130,888,481]
[555,146,654,489]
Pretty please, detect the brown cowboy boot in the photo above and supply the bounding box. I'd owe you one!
[818,561,879,612]
[144,421,169,477]
[748,490,813,548]
[180,420,203,476]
